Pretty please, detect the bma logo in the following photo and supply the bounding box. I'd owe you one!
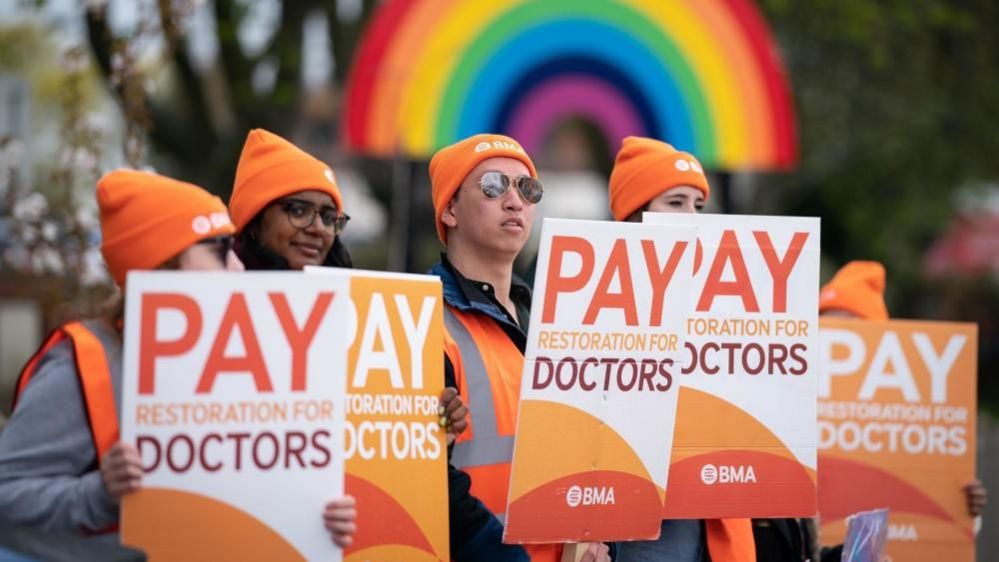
[191,212,232,235]
[565,485,616,507]
[700,464,757,485]
[887,523,918,542]
[674,159,703,174]
[700,464,719,485]
[566,486,583,507]
[474,140,524,153]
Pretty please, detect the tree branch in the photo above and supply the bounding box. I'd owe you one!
[84,6,197,166]
[214,0,261,128]
[155,0,218,150]
[264,0,307,133]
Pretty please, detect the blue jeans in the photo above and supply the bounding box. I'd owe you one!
[615,520,705,562]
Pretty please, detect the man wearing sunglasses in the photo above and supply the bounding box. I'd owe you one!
[428,134,610,562]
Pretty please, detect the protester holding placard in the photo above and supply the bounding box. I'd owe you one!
[606,136,757,562]
[228,128,466,555]
[228,128,466,430]
[428,134,611,562]
[0,170,288,537]
[817,260,987,551]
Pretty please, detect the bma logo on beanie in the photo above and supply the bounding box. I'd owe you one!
[474,140,525,154]
[674,159,703,174]
[191,211,233,235]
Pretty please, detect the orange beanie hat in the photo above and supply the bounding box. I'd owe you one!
[819,261,889,320]
[229,128,343,232]
[608,136,710,221]
[98,169,234,286]
[429,133,538,244]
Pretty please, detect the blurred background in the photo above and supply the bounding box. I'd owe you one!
[0,0,996,551]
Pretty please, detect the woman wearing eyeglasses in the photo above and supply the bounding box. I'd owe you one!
[229,129,352,271]
[226,129,365,548]
[228,128,470,551]
[0,170,246,547]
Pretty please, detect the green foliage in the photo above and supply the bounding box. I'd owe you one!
[761,0,997,294]
[760,0,999,408]
[0,24,102,113]
[0,24,49,72]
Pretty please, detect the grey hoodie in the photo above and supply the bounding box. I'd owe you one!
[0,319,122,534]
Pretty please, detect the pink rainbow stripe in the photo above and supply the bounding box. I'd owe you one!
[507,76,647,156]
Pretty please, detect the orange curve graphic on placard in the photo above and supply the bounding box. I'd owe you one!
[121,488,304,561]
[507,400,662,504]
[344,473,440,560]
[506,470,664,541]
[345,545,445,562]
[663,386,816,517]
[818,456,959,528]
[670,386,811,470]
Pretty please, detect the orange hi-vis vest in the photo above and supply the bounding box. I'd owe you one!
[13,321,120,469]
[443,306,561,562]
[706,519,757,562]
[444,303,755,561]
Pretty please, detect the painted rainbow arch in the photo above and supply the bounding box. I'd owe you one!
[344,0,798,171]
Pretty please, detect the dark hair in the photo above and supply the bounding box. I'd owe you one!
[98,255,181,333]
[234,213,353,270]
[625,203,649,223]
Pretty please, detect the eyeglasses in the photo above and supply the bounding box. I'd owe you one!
[196,236,233,264]
[478,172,544,204]
[276,198,350,235]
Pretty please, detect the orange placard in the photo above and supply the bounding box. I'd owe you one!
[343,274,449,562]
[818,318,978,561]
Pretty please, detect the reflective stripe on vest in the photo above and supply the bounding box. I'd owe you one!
[14,321,119,462]
[443,308,516,469]
[443,306,569,560]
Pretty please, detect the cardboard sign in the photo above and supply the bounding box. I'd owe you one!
[643,213,820,518]
[308,268,450,562]
[504,218,697,542]
[121,272,349,561]
[817,318,977,561]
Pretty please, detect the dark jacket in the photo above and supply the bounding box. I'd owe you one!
[752,518,818,562]
[433,258,531,562]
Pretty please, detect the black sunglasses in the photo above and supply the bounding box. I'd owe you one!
[478,172,544,204]
[275,198,350,235]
